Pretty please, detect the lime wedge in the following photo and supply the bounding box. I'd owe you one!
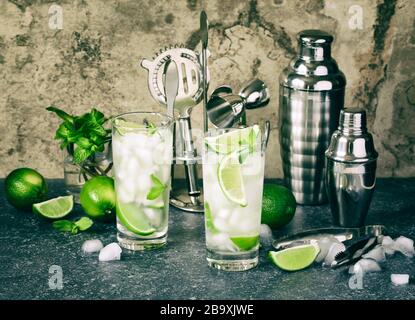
[116,201,156,236]
[269,244,320,271]
[205,125,260,154]
[217,152,247,207]
[147,199,165,209]
[230,235,259,251]
[33,196,73,219]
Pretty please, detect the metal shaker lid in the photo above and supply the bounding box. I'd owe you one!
[279,30,346,91]
[298,30,334,46]
[325,108,378,163]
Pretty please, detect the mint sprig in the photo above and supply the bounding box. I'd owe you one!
[53,217,93,235]
[146,174,167,200]
[47,106,111,164]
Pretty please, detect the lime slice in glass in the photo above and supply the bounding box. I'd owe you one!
[33,195,73,219]
[205,125,260,154]
[269,244,320,271]
[217,152,247,207]
[116,201,156,236]
[114,119,157,136]
[230,235,259,251]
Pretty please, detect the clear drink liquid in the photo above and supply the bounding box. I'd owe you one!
[202,126,265,271]
[112,113,173,250]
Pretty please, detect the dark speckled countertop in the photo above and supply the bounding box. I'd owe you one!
[1,178,414,300]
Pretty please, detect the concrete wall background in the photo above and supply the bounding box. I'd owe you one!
[0,0,414,178]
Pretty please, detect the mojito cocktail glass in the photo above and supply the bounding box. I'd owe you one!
[202,125,265,271]
[112,112,173,250]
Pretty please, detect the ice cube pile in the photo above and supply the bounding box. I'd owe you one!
[112,129,172,205]
[203,151,264,253]
[313,235,414,285]
[112,128,173,231]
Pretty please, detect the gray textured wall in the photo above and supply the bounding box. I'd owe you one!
[0,0,414,178]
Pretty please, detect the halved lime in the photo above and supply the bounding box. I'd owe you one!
[269,244,320,271]
[230,235,259,251]
[205,125,260,154]
[116,201,156,236]
[33,195,73,219]
[217,152,247,207]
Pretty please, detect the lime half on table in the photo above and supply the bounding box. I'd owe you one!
[33,195,74,219]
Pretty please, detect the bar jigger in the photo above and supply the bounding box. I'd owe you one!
[207,79,270,128]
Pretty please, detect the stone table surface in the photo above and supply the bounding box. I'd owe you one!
[1,178,415,300]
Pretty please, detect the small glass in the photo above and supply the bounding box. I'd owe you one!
[202,126,265,271]
[112,112,173,250]
[63,144,112,203]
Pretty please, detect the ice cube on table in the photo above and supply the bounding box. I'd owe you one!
[82,239,103,253]
[316,236,341,263]
[381,236,396,255]
[348,258,381,274]
[393,236,415,258]
[391,274,410,286]
[324,242,346,266]
[362,245,386,262]
[259,224,273,247]
[99,243,122,262]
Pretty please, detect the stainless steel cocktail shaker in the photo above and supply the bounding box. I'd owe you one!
[325,108,378,227]
[279,30,346,205]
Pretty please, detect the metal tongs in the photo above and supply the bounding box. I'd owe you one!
[331,236,379,268]
[273,225,387,250]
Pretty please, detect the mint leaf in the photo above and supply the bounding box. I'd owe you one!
[150,174,164,187]
[74,217,93,231]
[47,106,74,124]
[90,108,105,125]
[71,224,80,235]
[146,174,167,200]
[73,147,92,164]
[146,186,165,200]
[89,122,107,137]
[76,137,92,149]
[53,220,75,233]
[148,122,157,135]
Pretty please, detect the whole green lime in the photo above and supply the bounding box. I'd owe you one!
[80,176,116,221]
[261,184,296,229]
[5,168,48,211]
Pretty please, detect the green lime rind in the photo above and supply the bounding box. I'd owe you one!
[261,184,296,229]
[33,195,74,219]
[116,201,156,236]
[269,244,320,272]
[5,168,48,211]
[217,151,247,207]
[230,235,260,251]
